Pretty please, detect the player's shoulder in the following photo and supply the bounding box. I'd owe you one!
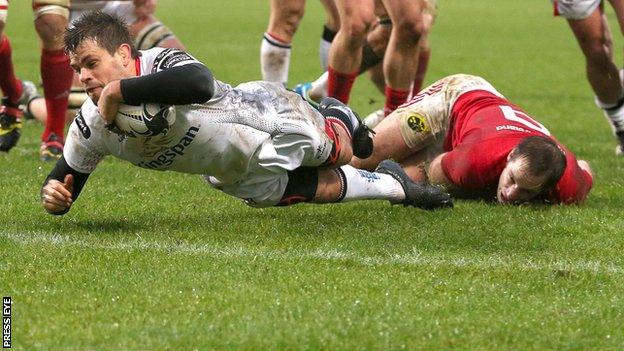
[140,47,201,74]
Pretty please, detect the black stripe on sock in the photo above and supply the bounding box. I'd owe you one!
[263,34,291,49]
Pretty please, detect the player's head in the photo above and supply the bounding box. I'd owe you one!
[64,11,140,104]
[497,136,566,204]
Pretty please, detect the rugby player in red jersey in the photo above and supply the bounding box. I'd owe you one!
[351,74,594,204]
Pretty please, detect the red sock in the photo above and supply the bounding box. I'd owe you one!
[0,35,23,104]
[384,86,410,116]
[412,48,431,97]
[327,66,357,104]
[41,49,73,142]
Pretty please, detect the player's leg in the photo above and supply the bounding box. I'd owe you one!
[319,0,339,71]
[327,0,375,103]
[381,0,423,116]
[261,0,306,85]
[33,0,73,160]
[277,160,451,209]
[0,5,22,151]
[295,11,388,106]
[564,4,624,153]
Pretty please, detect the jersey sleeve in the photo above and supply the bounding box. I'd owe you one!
[548,151,593,204]
[146,48,203,74]
[63,106,108,173]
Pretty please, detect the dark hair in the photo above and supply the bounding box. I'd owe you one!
[510,135,567,190]
[64,11,140,59]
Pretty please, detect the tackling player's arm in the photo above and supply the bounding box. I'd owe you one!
[41,156,91,215]
[426,152,454,187]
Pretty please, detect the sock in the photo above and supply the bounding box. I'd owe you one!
[327,66,358,104]
[0,36,23,104]
[411,48,431,97]
[319,25,337,71]
[309,71,329,101]
[260,32,291,85]
[384,86,410,116]
[335,165,405,202]
[41,49,73,142]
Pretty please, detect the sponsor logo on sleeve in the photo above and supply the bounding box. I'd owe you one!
[75,109,91,139]
[152,49,196,72]
[406,113,430,133]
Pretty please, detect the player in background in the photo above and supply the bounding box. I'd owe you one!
[0,0,38,152]
[260,0,339,86]
[32,0,74,160]
[24,0,186,127]
[295,0,437,127]
[325,0,428,118]
[350,74,594,205]
[552,0,624,155]
[40,11,452,216]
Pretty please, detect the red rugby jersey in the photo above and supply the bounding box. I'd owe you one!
[440,90,592,204]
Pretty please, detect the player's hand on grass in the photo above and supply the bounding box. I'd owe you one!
[41,175,74,214]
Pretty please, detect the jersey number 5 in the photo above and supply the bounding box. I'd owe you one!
[499,105,551,136]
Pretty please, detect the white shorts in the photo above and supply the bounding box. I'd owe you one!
[70,0,136,25]
[552,0,601,20]
[203,81,333,207]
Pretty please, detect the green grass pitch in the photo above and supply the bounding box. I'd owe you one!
[2,0,624,349]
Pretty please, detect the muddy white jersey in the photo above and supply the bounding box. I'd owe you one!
[64,47,332,204]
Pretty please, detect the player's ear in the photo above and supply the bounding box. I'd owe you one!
[118,43,132,65]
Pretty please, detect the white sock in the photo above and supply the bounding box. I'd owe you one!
[596,92,624,133]
[319,38,332,71]
[260,32,291,85]
[335,165,405,203]
[310,71,329,100]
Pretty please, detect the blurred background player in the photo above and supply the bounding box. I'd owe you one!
[325,0,425,118]
[260,0,339,86]
[25,0,185,128]
[295,0,437,127]
[32,0,74,160]
[553,0,624,155]
[0,0,38,152]
[350,74,594,205]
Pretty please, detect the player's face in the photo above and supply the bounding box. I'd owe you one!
[69,39,132,104]
[497,157,543,204]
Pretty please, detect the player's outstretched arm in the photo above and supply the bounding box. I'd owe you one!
[41,156,91,215]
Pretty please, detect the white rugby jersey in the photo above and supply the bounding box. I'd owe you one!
[65,48,331,190]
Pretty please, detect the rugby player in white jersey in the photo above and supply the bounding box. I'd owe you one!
[40,11,452,215]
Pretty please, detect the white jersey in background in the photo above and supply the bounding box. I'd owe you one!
[65,48,333,206]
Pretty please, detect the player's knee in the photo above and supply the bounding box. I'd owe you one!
[393,17,424,44]
[341,16,373,39]
[275,167,319,206]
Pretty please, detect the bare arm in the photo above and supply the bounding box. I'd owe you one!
[426,152,453,187]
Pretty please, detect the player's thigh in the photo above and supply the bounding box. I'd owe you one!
[381,0,423,29]
[607,0,624,36]
[334,0,375,29]
[567,8,611,57]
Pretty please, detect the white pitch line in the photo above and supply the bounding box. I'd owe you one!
[2,231,623,274]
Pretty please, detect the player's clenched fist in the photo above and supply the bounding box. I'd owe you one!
[41,174,74,214]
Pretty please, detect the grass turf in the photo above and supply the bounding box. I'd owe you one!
[1,0,624,349]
